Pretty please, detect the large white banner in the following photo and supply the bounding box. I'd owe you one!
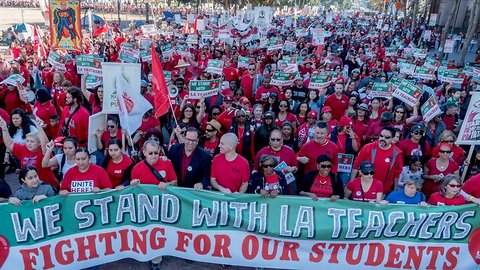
[101,63,142,113]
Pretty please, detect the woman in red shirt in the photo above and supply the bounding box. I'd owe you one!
[431,130,466,165]
[102,139,133,189]
[81,73,103,114]
[0,82,29,114]
[422,142,460,199]
[275,100,297,129]
[428,174,466,206]
[300,155,344,201]
[51,71,67,114]
[60,148,112,196]
[345,161,384,203]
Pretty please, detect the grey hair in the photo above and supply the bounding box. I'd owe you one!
[439,174,461,196]
[259,155,278,168]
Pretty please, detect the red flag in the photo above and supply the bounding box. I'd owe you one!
[183,20,190,34]
[33,25,47,58]
[151,45,170,117]
[33,25,40,52]
[93,17,110,37]
[193,17,198,33]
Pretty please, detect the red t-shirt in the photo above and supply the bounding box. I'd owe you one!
[61,164,112,192]
[138,116,160,133]
[425,159,459,177]
[12,143,58,189]
[462,174,480,198]
[57,106,90,147]
[3,89,26,114]
[398,139,431,163]
[240,74,254,101]
[203,137,219,156]
[88,94,102,114]
[101,129,123,150]
[106,154,133,187]
[427,192,466,206]
[254,146,298,172]
[310,175,333,198]
[324,94,349,121]
[297,140,339,174]
[346,177,384,202]
[351,118,372,143]
[211,153,250,192]
[51,86,67,114]
[131,158,177,185]
[275,113,297,128]
[223,67,239,82]
[254,86,280,101]
[354,142,403,193]
[335,133,360,154]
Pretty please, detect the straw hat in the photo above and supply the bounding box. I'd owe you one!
[175,59,190,68]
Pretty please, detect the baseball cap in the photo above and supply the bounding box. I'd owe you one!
[338,116,352,127]
[321,106,332,113]
[307,110,318,119]
[359,161,375,174]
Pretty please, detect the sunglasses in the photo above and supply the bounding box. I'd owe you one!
[279,104,288,107]
[147,151,159,156]
[237,115,246,118]
[148,84,152,87]
[319,164,332,168]
[439,150,452,153]
[206,128,216,132]
[262,164,276,168]
[362,171,375,175]
[448,184,462,188]
[107,125,116,128]
[379,134,392,139]
[270,138,282,142]
[264,117,273,120]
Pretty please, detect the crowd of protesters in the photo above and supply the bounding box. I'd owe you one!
[1,7,480,269]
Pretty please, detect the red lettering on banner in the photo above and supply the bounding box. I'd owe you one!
[365,243,385,266]
[39,244,55,269]
[327,243,346,263]
[176,231,193,252]
[211,235,232,258]
[193,234,211,255]
[261,238,280,260]
[384,244,405,268]
[98,232,117,255]
[150,227,166,250]
[118,229,131,252]
[426,246,444,269]
[131,230,149,254]
[279,241,300,261]
[19,248,39,270]
[242,235,259,260]
[345,243,367,265]
[55,239,74,265]
[403,245,426,269]
[309,242,326,262]
[75,235,100,261]
[444,247,459,270]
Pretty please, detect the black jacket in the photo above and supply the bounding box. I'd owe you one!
[167,144,211,188]
[247,172,297,195]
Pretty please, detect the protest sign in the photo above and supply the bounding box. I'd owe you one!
[271,72,297,86]
[254,6,272,26]
[176,44,191,58]
[119,44,140,63]
[423,30,432,41]
[283,41,297,53]
[201,30,214,39]
[308,73,333,89]
[206,59,225,75]
[161,44,174,58]
[186,34,198,45]
[312,28,324,45]
[164,70,172,82]
[413,66,436,80]
[238,56,252,68]
[438,69,465,84]
[76,55,103,76]
[47,50,66,70]
[295,29,306,38]
[413,48,427,59]
[399,62,416,75]
[392,80,424,107]
[141,24,157,35]
[85,75,102,89]
[423,58,440,71]
[1,186,480,270]
[457,92,480,144]
[385,46,397,56]
[429,13,437,26]
[87,112,108,154]
[49,0,82,50]
[0,74,26,86]
[337,154,354,173]
[140,49,152,62]
[268,38,283,51]
[444,39,455,53]
[188,79,221,99]
[369,82,393,99]
[139,38,152,49]
[102,63,142,113]
[420,95,442,123]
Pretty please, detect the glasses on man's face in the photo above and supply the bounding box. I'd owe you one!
[185,137,198,143]
[448,184,462,188]
[147,151,159,156]
[379,134,392,139]
[262,164,275,168]
[362,171,375,175]
[319,164,332,169]
[270,138,282,142]
[206,128,216,132]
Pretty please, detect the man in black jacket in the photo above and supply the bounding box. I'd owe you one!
[167,127,211,190]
